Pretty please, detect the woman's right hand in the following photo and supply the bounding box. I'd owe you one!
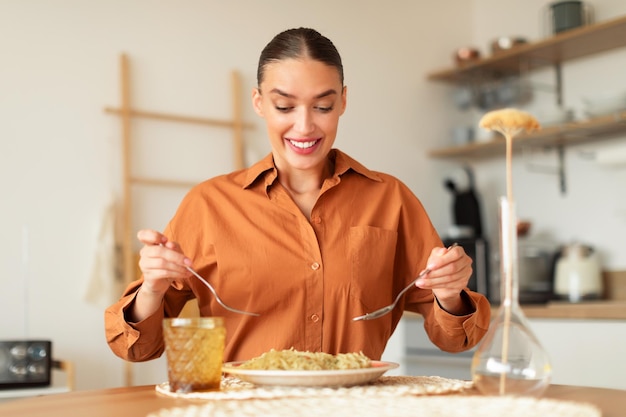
[136,229,193,296]
[128,230,193,323]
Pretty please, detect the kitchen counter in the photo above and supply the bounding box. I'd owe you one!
[404,300,626,320]
[519,300,626,320]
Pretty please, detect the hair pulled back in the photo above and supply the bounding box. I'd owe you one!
[257,28,344,87]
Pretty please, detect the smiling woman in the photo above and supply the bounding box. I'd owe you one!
[104,27,490,368]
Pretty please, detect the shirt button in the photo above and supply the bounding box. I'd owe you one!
[311,262,320,270]
[310,314,320,322]
[311,216,322,224]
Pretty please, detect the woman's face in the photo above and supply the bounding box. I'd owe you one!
[252,58,346,173]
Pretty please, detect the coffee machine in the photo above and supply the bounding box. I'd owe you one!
[443,167,491,300]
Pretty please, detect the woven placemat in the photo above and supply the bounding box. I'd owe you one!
[155,375,473,400]
[148,394,602,417]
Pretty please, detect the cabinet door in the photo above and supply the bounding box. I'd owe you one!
[529,319,626,390]
[402,318,474,380]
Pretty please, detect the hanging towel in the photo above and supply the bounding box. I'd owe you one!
[595,142,626,167]
[84,199,125,308]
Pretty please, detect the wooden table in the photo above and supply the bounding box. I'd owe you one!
[0,383,624,417]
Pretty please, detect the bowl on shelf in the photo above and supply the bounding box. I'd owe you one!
[451,126,474,145]
[582,92,626,117]
[475,127,497,142]
[490,36,528,54]
[454,47,481,66]
[536,107,575,126]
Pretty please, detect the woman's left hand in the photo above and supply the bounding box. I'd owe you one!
[415,245,474,315]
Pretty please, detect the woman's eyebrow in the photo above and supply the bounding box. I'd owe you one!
[269,88,338,99]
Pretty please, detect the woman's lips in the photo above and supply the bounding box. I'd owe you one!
[286,138,321,154]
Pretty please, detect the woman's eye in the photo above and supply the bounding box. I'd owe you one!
[273,104,333,113]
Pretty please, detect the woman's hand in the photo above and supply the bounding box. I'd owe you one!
[415,245,474,315]
[129,229,193,322]
[137,229,193,294]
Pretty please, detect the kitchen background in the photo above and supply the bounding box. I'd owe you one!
[1,0,625,392]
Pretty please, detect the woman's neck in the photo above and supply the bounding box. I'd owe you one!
[277,158,333,220]
[277,158,332,196]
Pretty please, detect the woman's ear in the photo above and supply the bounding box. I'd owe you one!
[252,88,264,117]
[340,85,347,116]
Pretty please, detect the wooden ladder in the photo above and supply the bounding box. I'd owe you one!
[105,53,254,386]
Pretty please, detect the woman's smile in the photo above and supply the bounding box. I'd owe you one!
[286,138,322,154]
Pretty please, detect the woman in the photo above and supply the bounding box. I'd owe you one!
[105,28,490,363]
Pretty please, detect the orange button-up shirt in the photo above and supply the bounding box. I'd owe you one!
[105,149,490,363]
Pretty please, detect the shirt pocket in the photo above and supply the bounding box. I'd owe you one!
[348,226,398,311]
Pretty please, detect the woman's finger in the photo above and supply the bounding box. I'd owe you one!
[137,229,168,246]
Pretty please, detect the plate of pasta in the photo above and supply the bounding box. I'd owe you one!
[222,349,399,387]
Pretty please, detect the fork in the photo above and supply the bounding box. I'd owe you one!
[186,266,260,317]
[352,243,458,322]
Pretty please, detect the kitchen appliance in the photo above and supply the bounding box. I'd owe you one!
[0,340,52,389]
[444,166,483,238]
[443,167,490,299]
[554,243,603,302]
[517,237,559,304]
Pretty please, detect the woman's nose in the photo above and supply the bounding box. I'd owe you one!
[294,108,315,135]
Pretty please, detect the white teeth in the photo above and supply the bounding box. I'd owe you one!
[289,139,317,149]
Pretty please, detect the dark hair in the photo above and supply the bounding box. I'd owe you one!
[257,28,344,87]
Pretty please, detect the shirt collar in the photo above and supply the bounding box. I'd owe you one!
[331,149,382,182]
[242,149,382,191]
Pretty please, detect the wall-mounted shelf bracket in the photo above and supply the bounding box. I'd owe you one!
[522,144,566,194]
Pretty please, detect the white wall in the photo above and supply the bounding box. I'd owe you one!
[1,0,624,391]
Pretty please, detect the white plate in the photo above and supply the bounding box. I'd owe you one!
[222,360,399,387]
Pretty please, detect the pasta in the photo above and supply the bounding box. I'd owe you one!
[237,348,372,371]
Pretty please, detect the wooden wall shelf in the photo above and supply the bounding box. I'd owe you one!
[427,15,626,160]
[429,111,626,159]
[428,15,626,84]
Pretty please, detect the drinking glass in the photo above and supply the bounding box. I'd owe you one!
[163,317,225,393]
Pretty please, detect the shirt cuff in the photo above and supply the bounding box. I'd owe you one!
[433,290,481,331]
[121,290,167,359]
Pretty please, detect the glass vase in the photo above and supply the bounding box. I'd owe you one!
[471,197,552,397]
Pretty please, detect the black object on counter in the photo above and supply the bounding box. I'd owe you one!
[444,166,483,238]
[443,166,490,300]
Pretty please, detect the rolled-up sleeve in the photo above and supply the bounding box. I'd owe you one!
[421,290,491,353]
[104,280,190,362]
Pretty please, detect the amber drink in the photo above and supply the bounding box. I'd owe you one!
[163,317,225,393]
